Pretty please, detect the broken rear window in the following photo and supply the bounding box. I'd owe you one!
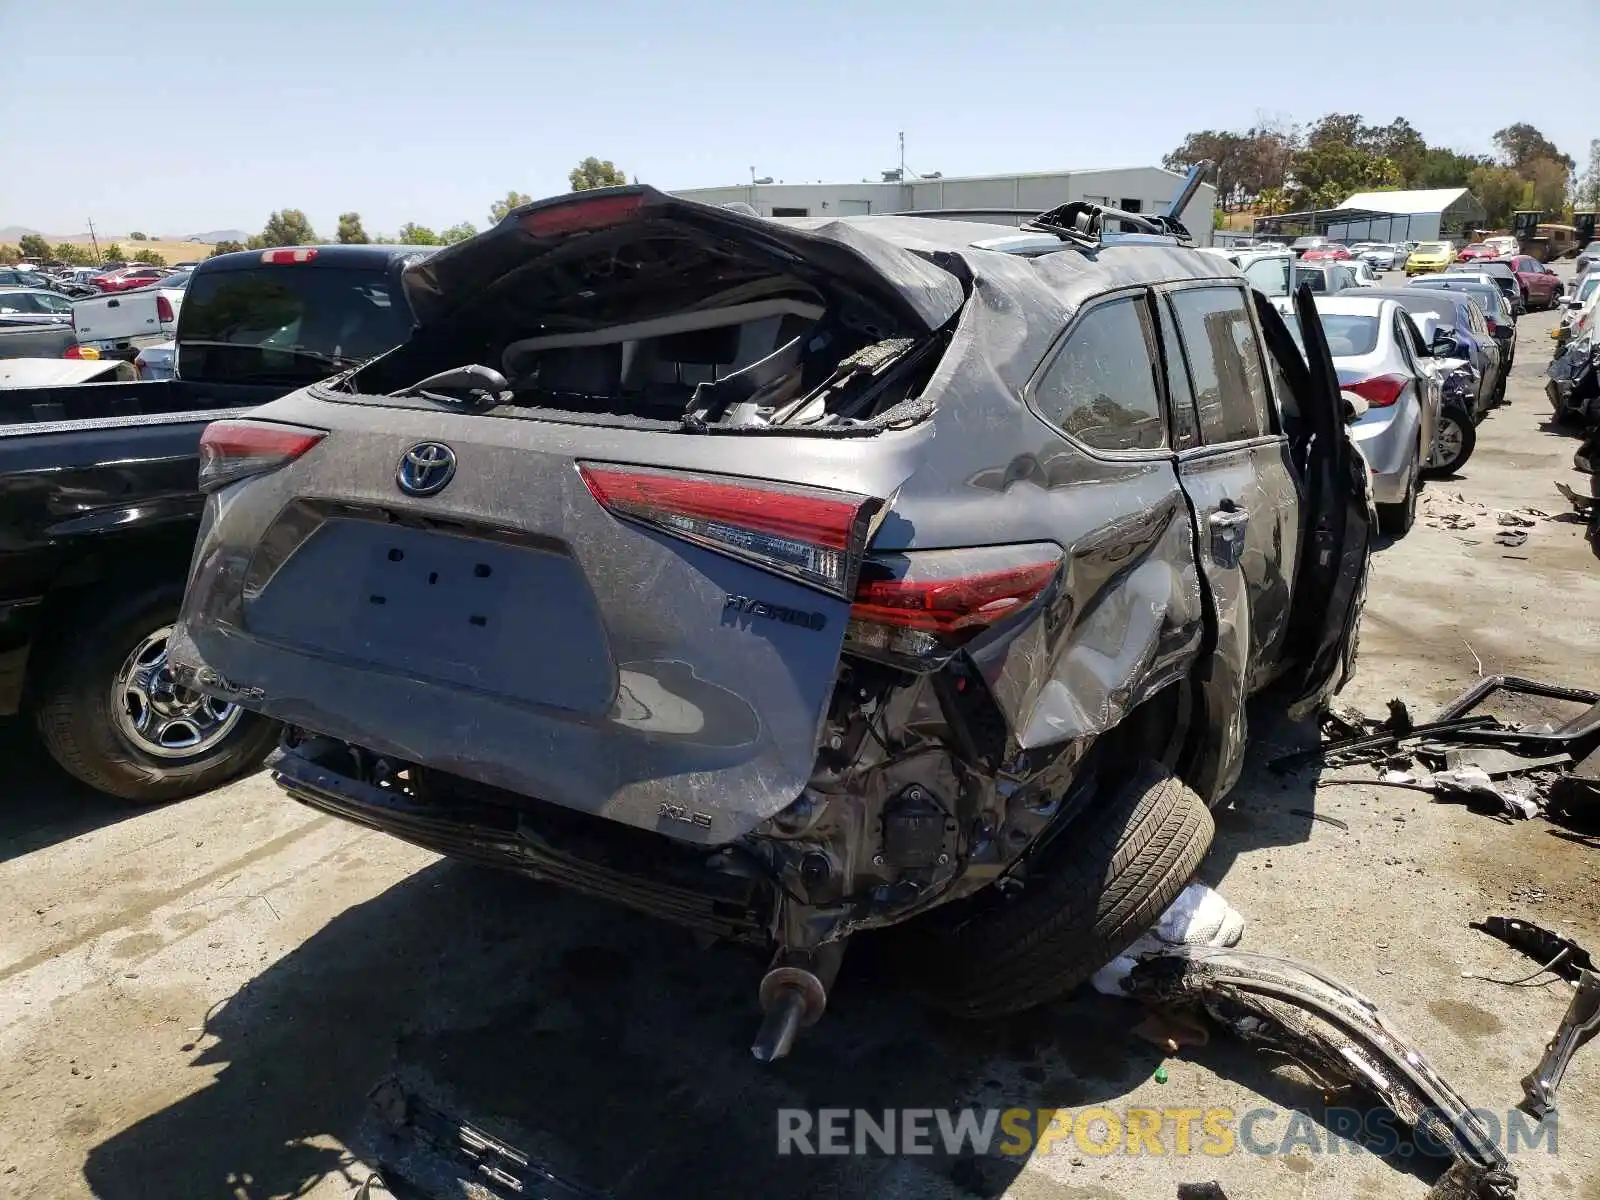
[351,225,945,433]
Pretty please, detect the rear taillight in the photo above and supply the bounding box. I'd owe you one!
[519,193,644,237]
[845,544,1062,665]
[63,343,98,359]
[156,294,174,322]
[198,419,325,493]
[1484,316,1501,335]
[578,462,879,597]
[259,248,319,264]
[1345,373,1407,408]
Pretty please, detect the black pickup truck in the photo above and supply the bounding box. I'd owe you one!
[1,244,427,801]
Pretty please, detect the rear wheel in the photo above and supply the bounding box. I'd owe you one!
[897,761,1213,1019]
[1424,406,1476,476]
[32,583,279,803]
[1377,443,1419,536]
[1491,369,1509,408]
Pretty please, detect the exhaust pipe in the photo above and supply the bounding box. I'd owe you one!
[750,941,845,1063]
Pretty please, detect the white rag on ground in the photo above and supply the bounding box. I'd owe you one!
[1090,883,1245,997]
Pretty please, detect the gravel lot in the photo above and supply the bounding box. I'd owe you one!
[2,277,1596,1200]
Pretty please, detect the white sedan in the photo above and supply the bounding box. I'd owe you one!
[1287,295,1442,535]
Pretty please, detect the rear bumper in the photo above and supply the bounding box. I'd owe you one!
[271,739,773,943]
[1350,407,1420,505]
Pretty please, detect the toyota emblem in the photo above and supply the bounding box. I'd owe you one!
[396,441,457,497]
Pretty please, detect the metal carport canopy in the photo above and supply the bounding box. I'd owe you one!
[1252,207,1425,237]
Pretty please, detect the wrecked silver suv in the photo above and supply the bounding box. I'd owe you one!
[169,183,1371,1058]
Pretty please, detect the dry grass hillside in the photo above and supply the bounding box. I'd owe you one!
[52,233,216,262]
[7,232,216,262]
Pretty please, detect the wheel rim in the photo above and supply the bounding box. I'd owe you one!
[1429,415,1465,469]
[111,625,242,758]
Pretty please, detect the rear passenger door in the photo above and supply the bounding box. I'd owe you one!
[1157,283,1300,694]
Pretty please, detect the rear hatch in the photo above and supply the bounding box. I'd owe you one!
[176,189,965,845]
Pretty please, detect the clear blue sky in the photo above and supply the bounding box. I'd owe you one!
[2,0,1595,239]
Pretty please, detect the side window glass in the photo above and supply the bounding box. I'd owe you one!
[1404,314,1429,361]
[1032,296,1165,452]
[1154,295,1200,449]
[1168,286,1272,443]
[1391,315,1412,368]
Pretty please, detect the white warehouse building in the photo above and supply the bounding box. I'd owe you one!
[671,166,1217,246]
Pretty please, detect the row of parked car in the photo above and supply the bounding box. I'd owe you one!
[1202,238,1568,534]
[0,261,197,379]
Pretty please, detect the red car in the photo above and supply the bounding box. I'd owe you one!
[1301,245,1352,262]
[1456,243,1497,262]
[1500,254,1565,310]
[94,267,169,293]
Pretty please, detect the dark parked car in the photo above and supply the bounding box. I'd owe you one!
[1408,277,1518,370]
[1443,261,1524,315]
[168,186,1372,1055]
[0,266,96,299]
[1359,288,1506,416]
[0,245,430,802]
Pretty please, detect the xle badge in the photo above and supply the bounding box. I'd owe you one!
[658,803,713,829]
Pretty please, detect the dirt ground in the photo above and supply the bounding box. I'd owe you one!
[1,280,1596,1200]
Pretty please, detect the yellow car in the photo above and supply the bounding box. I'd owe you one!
[1404,241,1455,276]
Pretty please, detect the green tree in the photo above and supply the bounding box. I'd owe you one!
[337,212,370,244]
[439,221,477,244]
[568,157,626,192]
[1287,139,1396,210]
[1256,186,1290,216]
[1304,112,1366,152]
[1164,130,1250,211]
[1578,139,1600,210]
[52,243,90,265]
[1468,165,1525,228]
[247,209,317,249]
[488,191,532,223]
[397,223,439,245]
[211,239,247,256]
[1493,123,1573,173]
[130,231,147,241]
[17,233,49,260]
[1525,157,1571,214]
[1365,117,1427,184]
[102,243,125,262]
[1412,146,1490,189]
[0,245,19,265]
[141,249,168,268]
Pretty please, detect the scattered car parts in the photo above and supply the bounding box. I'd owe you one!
[1520,970,1600,1121]
[1272,676,1600,825]
[1125,947,1517,1200]
[1471,915,1595,984]
[365,1077,603,1200]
